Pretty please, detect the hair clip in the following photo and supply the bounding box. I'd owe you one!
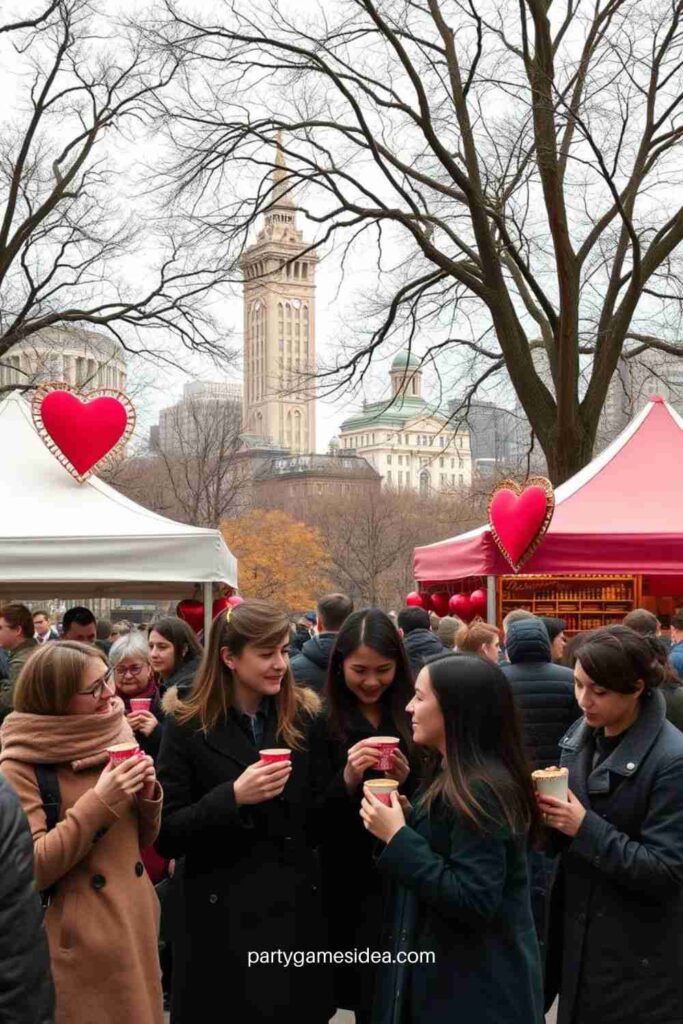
[225,607,232,624]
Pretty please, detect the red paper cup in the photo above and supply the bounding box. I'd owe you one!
[107,742,140,766]
[373,737,400,771]
[129,698,152,713]
[259,748,291,765]
[365,779,399,806]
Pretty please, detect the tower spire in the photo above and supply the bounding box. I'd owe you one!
[271,130,294,208]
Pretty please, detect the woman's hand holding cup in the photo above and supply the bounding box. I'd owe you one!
[382,747,410,785]
[95,753,150,804]
[126,710,158,737]
[234,760,292,806]
[343,738,383,792]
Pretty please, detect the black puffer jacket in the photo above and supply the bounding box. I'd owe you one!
[290,633,337,693]
[501,619,579,769]
[403,629,448,681]
[0,776,54,1023]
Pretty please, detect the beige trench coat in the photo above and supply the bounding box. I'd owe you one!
[1,757,164,1024]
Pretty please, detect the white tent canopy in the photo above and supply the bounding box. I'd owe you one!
[0,394,237,603]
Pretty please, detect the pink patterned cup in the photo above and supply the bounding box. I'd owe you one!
[107,742,140,766]
[259,748,291,765]
[129,698,152,713]
[373,737,400,771]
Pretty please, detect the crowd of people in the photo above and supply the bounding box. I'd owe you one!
[0,594,682,1024]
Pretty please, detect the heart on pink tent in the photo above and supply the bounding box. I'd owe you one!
[32,382,135,482]
[488,477,555,572]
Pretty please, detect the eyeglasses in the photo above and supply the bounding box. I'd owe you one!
[77,667,116,701]
[113,663,146,678]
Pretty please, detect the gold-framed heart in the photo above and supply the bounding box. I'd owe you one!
[487,476,555,572]
[31,381,136,483]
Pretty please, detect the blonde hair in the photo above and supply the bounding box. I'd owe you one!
[13,641,108,715]
[175,599,320,746]
[456,620,500,655]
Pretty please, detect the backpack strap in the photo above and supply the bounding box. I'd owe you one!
[34,764,61,907]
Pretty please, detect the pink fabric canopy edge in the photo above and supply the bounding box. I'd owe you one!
[414,396,683,583]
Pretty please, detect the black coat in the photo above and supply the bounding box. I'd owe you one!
[501,619,579,769]
[403,629,448,680]
[308,707,415,1016]
[290,632,336,693]
[0,775,54,1024]
[121,689,165,759]
[155,699,333,1024]
[550,689,683,1024]
[373,792,543,1024]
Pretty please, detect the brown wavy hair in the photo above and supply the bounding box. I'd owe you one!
[14,641,108,715]
[174,599,319,746]
[456,620,500,654]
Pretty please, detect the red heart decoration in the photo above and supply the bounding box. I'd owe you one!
[33,383,135,481]
[488,477,555,572]
[176,600,204,634]
[406,592,426,608]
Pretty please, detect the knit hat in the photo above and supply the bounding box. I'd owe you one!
[540,616,566,644]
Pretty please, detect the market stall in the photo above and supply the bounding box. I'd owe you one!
[413,396,683,631]
[0,394,237,635]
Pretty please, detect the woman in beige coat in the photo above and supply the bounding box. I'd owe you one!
[0,641,164,1024]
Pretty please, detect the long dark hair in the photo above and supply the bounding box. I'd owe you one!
[175,600,319,743]
[149,616,203,672]
[326,608,414,751]
[418,654,541,840]
[575,625,671,693]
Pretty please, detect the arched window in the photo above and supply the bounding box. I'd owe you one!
[294,410,302,449]
[286,410,293,447]
[419,471,430,497]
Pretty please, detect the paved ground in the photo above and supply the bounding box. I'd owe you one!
[331,1008,557,1023]
[167,1001,557,1022]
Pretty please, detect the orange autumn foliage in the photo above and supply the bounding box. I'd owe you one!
[221,509,331,611]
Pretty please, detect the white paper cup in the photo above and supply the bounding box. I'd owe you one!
[532,767,569,802]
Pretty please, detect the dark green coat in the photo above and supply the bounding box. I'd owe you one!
[373,794,543,1024]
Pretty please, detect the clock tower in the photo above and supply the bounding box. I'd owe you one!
[240,136,318,453]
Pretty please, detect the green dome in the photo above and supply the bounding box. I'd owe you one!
[391,350,421,370]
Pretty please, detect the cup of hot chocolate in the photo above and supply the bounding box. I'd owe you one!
[365,778,399,807]
[107,742,141,767]
[532,766,569,802]
[259,748,292,765]
[129,698,152,713]
[373,737,400,771]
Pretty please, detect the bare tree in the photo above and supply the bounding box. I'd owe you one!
[152,0,683,483]
[0,0,237,373]
[307,486,484,608]
[110,387,249,527]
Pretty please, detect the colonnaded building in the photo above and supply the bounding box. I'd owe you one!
[0,325,127,392]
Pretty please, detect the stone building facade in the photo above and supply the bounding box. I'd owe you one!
[240,138,317,453]
[0,325,127,392]
[338,352,473,493]
[252,452,381,520]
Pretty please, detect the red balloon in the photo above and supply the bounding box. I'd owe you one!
[430,592,450,617]
[227,595,244,608]
[212,597,231,618]
[405,591,425,608]
[449,593,473,621]
[176,599,204,634]
[469,589,488,616]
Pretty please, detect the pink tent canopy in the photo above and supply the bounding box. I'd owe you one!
[414,396,683,584]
